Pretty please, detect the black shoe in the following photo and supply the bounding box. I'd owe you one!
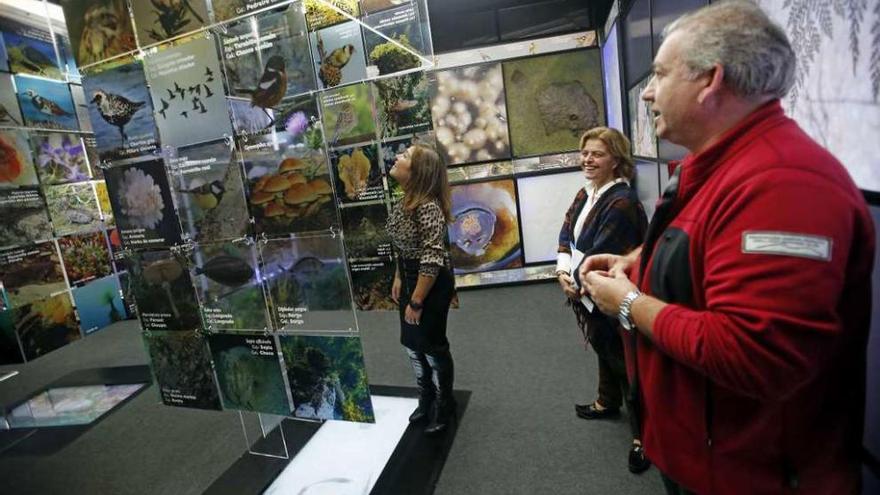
[409,399,433,424]
[575,402,621,420]
[628,444,651,474]
[424,399,457,435]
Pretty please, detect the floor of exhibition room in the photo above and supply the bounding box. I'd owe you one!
[0,282,663,495]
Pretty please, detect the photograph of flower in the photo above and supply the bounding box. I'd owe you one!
[0,188,53,247]
[348,258,396,311]
[44,182,102,236]
[340,202,392,259]
[321,83,376,147]
[449,179,523,274]
[60,0,136,66]
[103,159,181,247]
[131,0,209,44]
[30,132,90,185]
[0,241,67,309]
[58,230,112,286]
[208,332,290,415]
[363,3,427,76]
[125,248,200,331]
[143,330,222,410]
[2,29,61,79]
[10,292,81,361]
[373,72,431,139]
[330,144,384,204]
[14,75,79,131]
[304,0,360,31]
[72,274,124,334]
[0,129,38,188]
[0,74,23,126]
[310,21,367,89]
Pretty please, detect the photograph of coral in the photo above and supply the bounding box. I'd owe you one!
[373,72,431,139]
[82,58,159,161]
[310,21,367,89]
[14,75,78,131]
[58,230,112,286]
[131,0,209,44]
[30,132,90,185]
[260,235,355,331]
[430,63,510,165]
[212,0,288,22]
[93,181,113,224]
[363,3,426,76]
[340,202,392,259]
[144,35,231,148]
[125,248,201,331]
[0,74,23,126]
[208,332,290,415]
[348,257,395,311]
[321,83,375,146]
[516,170,584,264]
[628,75,657,158]
[143,330,222,410]
[449,179,523,274]
[103,159,181,247]
[169,139,249,242]
[0,130,38,188]
[0,188,53,247]
[304,0,360,31]
[330,143,384,204]
[2,29,60,79]
[0,242,67,308]
[0,309,24,364]
[44,182,102,236]
[72,274,124,334]
[190,241,269,331]
[10,292,81,361]
[60,0,136,66]
[279,334,375,423]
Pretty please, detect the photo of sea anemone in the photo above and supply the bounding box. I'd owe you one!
[125,249,200,331]
[320,83,376,146]
[10,292,81,361]
[0,241,67,308]
[330,144,383,204]
[58,230,112,286]
[44,182,102,236]
[0,129,39,188]
[30,132,90,185]
[143,330,222,410]
[208,332,290,415]
[373,72,431,139]
[304,0,360,31]
[104,159,181,247]
[0,188,53,247]
[61,0,137,67]
[348,258,396,311]
[340,202,392,259]
[363,3,427,76]
[131,0,209,44]
[449,179,523,274]
[2,30,61,79]
[72,274,124,334]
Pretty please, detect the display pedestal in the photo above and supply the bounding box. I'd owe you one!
[239,411,290,460]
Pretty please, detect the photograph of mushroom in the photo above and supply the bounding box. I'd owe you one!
[60,0,136,66]
[125,248,201,331]
[449,178,523,274]
[44,182,102,236]
[0,188,53,247]
[629,75,657,158]
[373,72,431,139]
[143,330,222,410]
[0,129,38,188]
[58,230,112,286]
[72,274,124,334]
[30,132,90,185]
[304,0,360,32]
[208,332,290,416]
[7,292,81,361]
[14,75,79,131]
[363,3,426,76]
[0,241,67,308]
[340,202,392,259]
[320,83,376,146]
[130,0,209,44]
[348,257,396,311]
[103,159,182,248]
[310,20,367,90]
[330,143,384,204]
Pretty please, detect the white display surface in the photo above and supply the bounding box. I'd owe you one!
[516,171,584,264]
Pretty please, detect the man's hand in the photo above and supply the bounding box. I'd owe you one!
[584,270,638,316]
[391,276,402,304]
[556,272,579,300]
[579,248,641,283]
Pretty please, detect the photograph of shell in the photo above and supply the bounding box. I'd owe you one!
[72,274,124,334]
[82,58,160,161]
[373,72,431,139]
[260,236,355,331]
[321,83,375,146]
[30,132,90,185]
[8,292,81,361]
[0,130,38,189]
[430,63,511,165]
[208,332,290,416]
[125,248,201,331]
[629,75,657,158]
[58,230,112,286]
[0,310,24,364]
[93,181,113,224]
[280,334,375,423]
[304,0,360,31]
[131,0,209,45]
[340,202,392,259]
[0,74,23,126]
[169,140,249,242]
[211,0,288,22]
[449,179,523,274]
[44,182,102,236]
[14,75,78,131]
[504,49,605,157]
[0,242,66,309]
[60,0,136,67]
[330,143,384,204]
[516,170,584,264]
[144,35,231,149]
[103,159,181,248]
[0,188,53,247]
[1,29,61,79]
[363,3,426,76]
[143,330,222,410]
[190,241,269,331]
[310,21,367,89]
[348,257,395,311]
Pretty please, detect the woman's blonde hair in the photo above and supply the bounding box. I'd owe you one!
[579,127,635,181]
[402,145,452,222]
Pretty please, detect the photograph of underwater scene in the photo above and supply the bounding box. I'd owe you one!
[30,132,90,185]
[310,20,367,90]
[340,202,392,259]
[208,332,290,415]
[280,334,375,423]
[629,75,657,158]
[125,249,200,331]
[304,0,360,31]
[503,49,605,157]
[330,143,384,204]
[0,129,38,188]
[143,330,222,410]
[44,182,102,236]
[0,309,25,364]
[60,0,136,66]
[14,75,79,131]
[211,0,289,22]
[93,181,113,224]
[103,159,181,248]
[260,236,355,331]
[72,274,124,334]
[12,292,81,361]
[430,63,510,165]
[0,242,66,308]
[82,58,160,162]
[190,241,268,331]
[321,83,375,146]
[348,257,395,311]
[2,28,61,79]
[373,72,431,139]
[449,179,523,274]
[363,3,427,77]
[131,0,209,45]
[58,230,112,286]
[0,74,23,126]
[0,188,53,247]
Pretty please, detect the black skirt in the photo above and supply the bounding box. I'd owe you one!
[397,258,455,352]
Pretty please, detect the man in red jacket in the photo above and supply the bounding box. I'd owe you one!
[580,1,875,494]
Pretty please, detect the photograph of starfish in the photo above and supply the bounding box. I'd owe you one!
[61,0,136,67]
[14,75,79,131]
[131,0,209,45]
[310,20,367,89]
[103,159,182,248]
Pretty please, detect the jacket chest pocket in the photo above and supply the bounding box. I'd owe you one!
[649,227,694,307]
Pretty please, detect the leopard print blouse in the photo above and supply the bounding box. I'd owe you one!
[386,199,451,276]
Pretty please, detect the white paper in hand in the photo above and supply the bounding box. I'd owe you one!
[569,248,595,312]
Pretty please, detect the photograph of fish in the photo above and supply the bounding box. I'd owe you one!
[348,257,395,311]
[340,202,392,259]
[94,181,113,224]
[279,334,374,422]
[30,132,90,185]
[191,241,268,331]
[9,292,81,361]
[503,49,605,157]
[1,29,61,79]
[169,140,249,242]
[0,188,53,247]
[0,242,67,309]
[211,0,288,22]
[44,182,102,236]
[516,170,584,264]
[72,274,124,334]
[143,330,222,410]
[208,332,290,415]
[363,3,427,76]
[0,74,23,126]
[14,75,79,131]
[320,83,375,146]
[131,0,209,45]
[260,236,355,331]
[126,248,200,331]
[82,58,160,161]
[430,63,511,165]
[0,130,38,188]
[60,0,137,67]
[58,230,112,286]
[330,143,384,204]
[103,159,182,248]
[373,72,431,139]
[144,35,232,149]
[629,75,657,158]
[0,309,25,364]
[449,179,523,274]
[310,21,367,89]
[304,0,360,31]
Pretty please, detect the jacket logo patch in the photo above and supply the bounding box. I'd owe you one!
[741,231,832,261]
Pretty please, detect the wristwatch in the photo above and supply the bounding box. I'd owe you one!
[618,290,642,332]
[408,300,424,310]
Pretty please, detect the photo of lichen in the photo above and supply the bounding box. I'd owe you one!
[143,330,222,410]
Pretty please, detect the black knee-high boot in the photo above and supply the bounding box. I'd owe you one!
[424,347,456,435]
[405,348,435,424]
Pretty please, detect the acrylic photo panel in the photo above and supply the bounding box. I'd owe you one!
[321,83,376,146]
[44,182,101,236]
[516,170,584,264]
[94,181,113,224]
[208,332,290,416]
[0,30,9,72]
[348,257,395,311]
[30,132,90,185]
[330,143,384,204]
[0,129,38,188]
[103,159,182,247]
[13,292,81,361]
[70,84,93,133]
[0,74,23,126]
[190,241,269,331]
[260,236,355,331]
[58,230,112,286]
[72,274,123,334]
[373,72,431,139]
[449,179,523,274]
[56,33,80,81]
[280,334,375,423]
[60,0,136,67]
[430,63,511,165]
[0,188,53,247]
[363,3,427,77]
[304,0,360,31]
[131,0,209,45]
[212,0,290,22]
[0,309,25,365]
[0,242,66,309]
[603,22,624,132]
[143,330,222,410]
[117,270,136,318]
[2,29,61,79]
[82,135,100,178]
[14,75,78,131]
[125,249,201,331]
[310,20,368,89]
[628,76,657,158]
[340,202,392,259]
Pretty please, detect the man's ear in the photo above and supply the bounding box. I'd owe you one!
[697,63,725,104]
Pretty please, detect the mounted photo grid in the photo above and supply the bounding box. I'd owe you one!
[143,330,222,410]
[30,132,90,185]
[373,71,431,139]
[44,182,102,236]
[103,159,182,248]
[130,0,210,45]
[207,332,291,416]
[339,201,392,259]
[58,230,112,286]
[362,2,428,77]
[449,178,523,274]
[60,0,136,67]
[0,241,66,309]
[310,20,368,90]
[329,143,384,204]
[0,187,53,247]
[124,248,201,332]
[4,292,81,361]
[14,75,78,131]
[0,129,38,188]
[72,274,124,334]
[348,256,395,311]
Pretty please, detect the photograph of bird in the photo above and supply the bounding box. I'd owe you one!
[203,84,213,97]
[76,0,136,65]
[204,67,214,82]
[158,98,170,119]
[191,96,201,110]
[0,104,21,125]
[90,89,146,143]
[25,89,73,118]
[237,55,287,125]
[189,84,201,96]
[330,102,357,144]
[6,40,58,77]
[198,101,207,114]
[180,179,225,211]
[317,35,355,88]
[166,88,176,100]
[180,110,189,118]
[173,81,186,98]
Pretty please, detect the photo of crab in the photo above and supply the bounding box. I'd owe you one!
[0,74,23,127]
[60,0,136,67]
[449,179,522,274]
[310,21,367,90]
[430,63,511,165]
[208,332,290,415]
[0,188,53,247]
[373,73,430,139]
[82,58,160,161]
[131,0,209,45]
[143,330,222,410]
[103,159,181,248]
[211,0,289,22]
[260,236,355,331]
[348,257,395,311]
[14,75,79,131]
[330,143,384,204]
[320,83,375,146]
[0,242,66,309]
[2,29,61,79]
[57,231,111,287]
[93,181,113,224]
[340,202,392,259]
[9,292,81,360]
[0,309,25,364]
[304,0,360,31]
[190,241,269,331]
[30,132,90,185]
[0,130,38,189]
[363,3,427,77]
[125,248,200,331]
[279,334,374,422]
[629,75,657,158]
[44,182,101,236]
[504,49,605,157]
[72,274,124,334]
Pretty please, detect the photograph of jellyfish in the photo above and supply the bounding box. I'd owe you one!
[304,0,360,31]
[82,58,160,161]
[30,132,90,185]
[131,0,209,45]
[10,292,81,361]
[58,230,112,286]
[516,170,584,264]
[61,0,136,67]
[260,235,355,331]
[373,72,431,139]
[103,159,181,247]
[44,182,102,236]
[144,35,231,149]
[0,242,66,308]
[504,49,605,157]
[629,76,657,158]
[430,63,510,165]
[14,75,79,131]
[208,332,290,415]
[125,248,201,331]
[449,179,523,274]
[0,309,25,364]
[363,3,427,76]
[321,83,376,146]
[340,202,392,259]
[330,143,384,204]
[190,241,268,331]
[0,129,38,188]
[310,21,367,90]
[0,74,23,127]
[169,140,249,242]
[279,334,375,423]
[72,274,124,334]
[348,257,396,311]
[143,330,222,410]
[0,188,53,247]
[2,29,61,79]
[212,0,289,22]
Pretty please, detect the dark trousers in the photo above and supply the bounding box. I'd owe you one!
[593,337,640,441]
[405,344,455,407]
[661,473,695,495]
